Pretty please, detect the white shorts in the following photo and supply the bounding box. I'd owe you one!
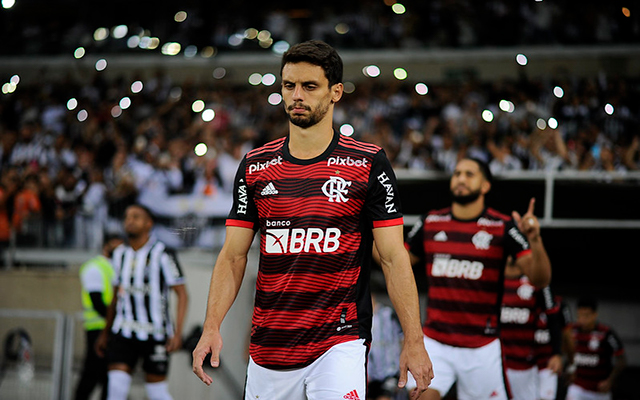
[244,339,367,400]
[566,384,612,400]
[537,368,558,400]
[407,336,509,400]
[506,367,537,400]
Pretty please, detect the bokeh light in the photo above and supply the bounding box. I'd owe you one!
[131,81,143,93]
[74,47,85,59]
[393,68,408,80]
[604,103,614,115]
[191,100,205,113]
[174,11,187,22]
[112,25,128,39]
[119,97,131,109]
[362,65,381,78]
[261,73,276,86]
[553,86,564,98]
[267,93,282,105]
[536,118,547,130]
[415,83,428,95]
[248,73,263,86]
[482,110,494,122]
[499,100,515,113]
[548,117,558,129]
[202,109,215,122]
[95,59,107,71]
[516,53,528,66]
[213,68,227,79]
[340,124,354,136]
[391,3,406,14]
[194,143,208,157]
[77,109,88,122]
[67,98,78,110]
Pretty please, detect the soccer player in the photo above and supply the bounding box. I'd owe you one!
[95,204,189,400]
[191,40,433,400]
[500,257,563,400]
[75,234,123,400]
[564,297,626,400]
[405,157,552,400]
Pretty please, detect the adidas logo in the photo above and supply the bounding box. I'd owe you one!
[343,390,360,400]
[434,231,448,242]
[261,182,278,196]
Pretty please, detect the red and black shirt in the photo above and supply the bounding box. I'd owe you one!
[566,322,625,392]
[227,131,403,369]
[500,275,560,370]
[406,207,531,348]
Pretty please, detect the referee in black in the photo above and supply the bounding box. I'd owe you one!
[96,204,188,400]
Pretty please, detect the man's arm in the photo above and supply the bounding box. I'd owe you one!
[95,285,118,358]
[373,225,433,400]
[192,226,255,386]
[513,198,552,288]
[166,284,188,352]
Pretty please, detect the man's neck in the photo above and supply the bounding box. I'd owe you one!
[128,234,150,251]
[451,199,485,220]
[288,117,334,160]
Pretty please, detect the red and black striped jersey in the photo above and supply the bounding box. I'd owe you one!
[227,131,404,369]
[566,322,625,392]
[406,207,531,348]
[500,275,557,370]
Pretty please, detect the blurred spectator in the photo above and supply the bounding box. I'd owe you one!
[54,168,84,247]
[76,168,108,250]
[12,174,42,246]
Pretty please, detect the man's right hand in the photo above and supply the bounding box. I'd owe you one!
[192,328,223,386]
[94,330,109,358]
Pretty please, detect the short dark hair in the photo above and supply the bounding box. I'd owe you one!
[465,157,493,184]
[280,40,343,87]
[577,296,598,311]
[127,203,155,223]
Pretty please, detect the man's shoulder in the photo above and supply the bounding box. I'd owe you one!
[337,135,382,155]
[246,137,286,159]
[484,207,512,222]
[425,207,452,220]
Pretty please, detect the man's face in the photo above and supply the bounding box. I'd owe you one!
[576,307,598,331]
[281,62,342,129]
[450,159,488,205]
[123,206,152,239]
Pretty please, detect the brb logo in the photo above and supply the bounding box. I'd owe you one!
[322,176,351,202]
[265,227,341,254]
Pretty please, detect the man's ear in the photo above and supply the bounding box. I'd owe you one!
[481,180,491,195]
[331,83,343,103]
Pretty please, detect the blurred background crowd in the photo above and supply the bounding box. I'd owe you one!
[1,0,639,55]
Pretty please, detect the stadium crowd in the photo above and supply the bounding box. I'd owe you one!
[1,0,638,56]
[1,65,639,250]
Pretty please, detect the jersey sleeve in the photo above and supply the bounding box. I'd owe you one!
[226,155,259,230]
[504,219,532,259]
[111,246,124,286]
[366,149,403,228]
[161,248,186,286]
[537,286,562,355]
[405,214,427,260]
[607,329,625,356]
[80,263,105,292]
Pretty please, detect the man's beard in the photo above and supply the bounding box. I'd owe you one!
[287,100,330,128]
[451,188,482,205]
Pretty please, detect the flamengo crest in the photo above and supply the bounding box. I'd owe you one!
[322,176,351,202]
